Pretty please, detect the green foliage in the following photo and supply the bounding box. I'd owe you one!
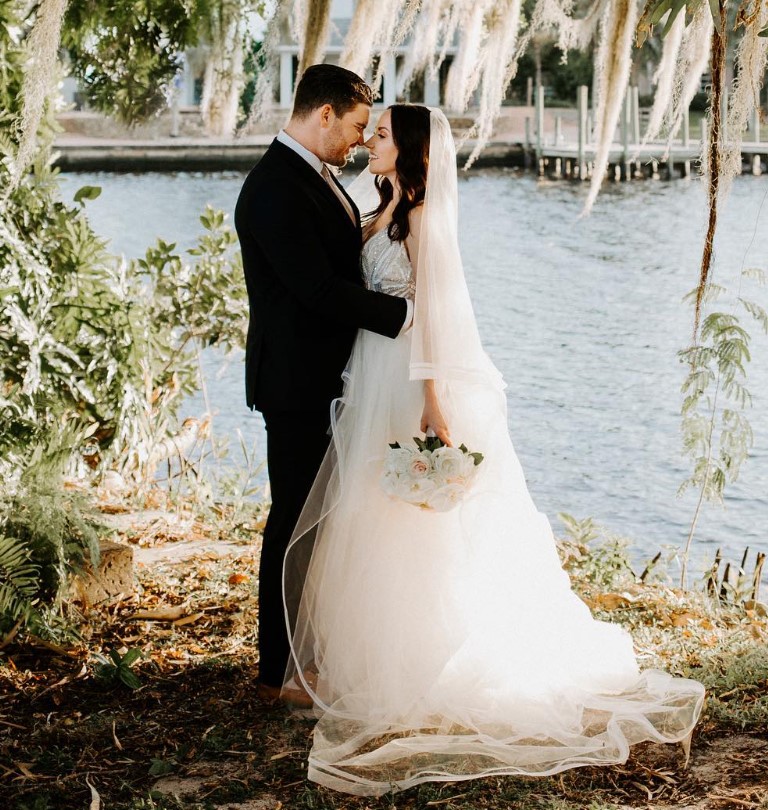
[0,535,41,632]
[73,185,102,206]
[137,206,247,354]
[214,430,267,527]
[148,757,175,777]
[638,0,726,45]
[0,433,109,640]
[1,166,246,481]
[62,0,200,124]
[557,513,637,589]
[684,641,768,730]
[389,435,484,465]
[0,1,248,644]
[509,44,594,105]
[94,647,143,689]
[61,0,265,126]
[678,269,768,504]
[240,38,266,118]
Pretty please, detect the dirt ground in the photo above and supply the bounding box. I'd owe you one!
[2,513,767,810]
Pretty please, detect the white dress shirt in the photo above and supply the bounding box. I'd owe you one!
[275,129,413,335]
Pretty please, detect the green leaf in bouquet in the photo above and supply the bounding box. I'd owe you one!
[388,442,401,449]
[469,452,484,466]
[459,443,468,453]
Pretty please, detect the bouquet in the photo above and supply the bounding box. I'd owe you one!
[380,434,484,512]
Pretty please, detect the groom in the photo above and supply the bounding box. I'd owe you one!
[235,64,411,705]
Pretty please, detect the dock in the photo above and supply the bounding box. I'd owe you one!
[526,85,767,180]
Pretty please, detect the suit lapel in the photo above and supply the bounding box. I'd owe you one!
[270,140,360,235]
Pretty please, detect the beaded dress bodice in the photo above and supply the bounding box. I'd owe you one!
[361,228,416,300]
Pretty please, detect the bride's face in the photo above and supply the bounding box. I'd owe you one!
[363,110,398,179]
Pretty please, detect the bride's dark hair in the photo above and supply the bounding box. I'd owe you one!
[365,104,431,242]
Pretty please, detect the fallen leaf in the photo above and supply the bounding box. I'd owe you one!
[129,606,187,621]
[173,612,205,627]
[270,750,303,761]
[86,775,101,810]
[671,612,697,627]
[228,573,250,585]
[14,762,37,779]
[112,720,123,751]
[594,593,632,610]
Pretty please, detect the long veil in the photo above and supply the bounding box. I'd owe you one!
[281,109,704,797]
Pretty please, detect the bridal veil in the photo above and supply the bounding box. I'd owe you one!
[280,108,705,797]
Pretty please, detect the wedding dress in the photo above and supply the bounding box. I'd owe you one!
[282,110,705,797]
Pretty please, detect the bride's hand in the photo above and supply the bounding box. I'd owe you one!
[421,386,452,446]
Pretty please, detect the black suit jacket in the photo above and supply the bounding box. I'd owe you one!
[235,139,407,413]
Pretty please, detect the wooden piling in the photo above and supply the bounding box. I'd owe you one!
[577,85,588,179]
[535,85,544,163]
[621,92,631,181]
[631,86,641,145]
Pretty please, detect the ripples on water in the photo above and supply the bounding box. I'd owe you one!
[59,169,768,579]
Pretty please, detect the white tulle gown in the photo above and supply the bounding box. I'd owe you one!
[282,227,705,797]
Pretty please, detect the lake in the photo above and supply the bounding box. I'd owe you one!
[59,167,768,582]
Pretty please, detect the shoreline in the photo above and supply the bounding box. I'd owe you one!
[52,135,768,176]
[52,134,527,172]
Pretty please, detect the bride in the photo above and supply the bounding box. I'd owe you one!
[281,104,705,797]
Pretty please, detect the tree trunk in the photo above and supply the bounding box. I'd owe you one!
[201,12,244,137]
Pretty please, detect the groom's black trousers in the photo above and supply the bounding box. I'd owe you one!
[258,409,331,687]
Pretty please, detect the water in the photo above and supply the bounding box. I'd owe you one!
[59,169,768,579]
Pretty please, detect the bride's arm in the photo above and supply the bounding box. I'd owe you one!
[407,206,453,447]
[421,380,452,446]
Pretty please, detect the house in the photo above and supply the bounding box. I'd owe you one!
[273,0,455,109]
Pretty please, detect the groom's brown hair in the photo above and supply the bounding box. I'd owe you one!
[292,64,374,119]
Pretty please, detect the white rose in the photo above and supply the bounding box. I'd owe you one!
[380,470,401,498]
[425,482,466,512]
[401,476,437,505]
[431,446,467,482]
[385,447,415,476]
[407,451,433,479]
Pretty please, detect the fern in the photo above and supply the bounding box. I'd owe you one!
[0,430,108,641]
[0,535,41,629]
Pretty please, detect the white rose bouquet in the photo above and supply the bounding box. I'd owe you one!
[380,435,484,512]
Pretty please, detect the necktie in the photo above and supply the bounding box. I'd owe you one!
[321,164,356,224]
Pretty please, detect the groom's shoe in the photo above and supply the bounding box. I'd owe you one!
[256,679,314,709]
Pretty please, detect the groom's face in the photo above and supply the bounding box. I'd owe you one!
[319,103,371,167]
